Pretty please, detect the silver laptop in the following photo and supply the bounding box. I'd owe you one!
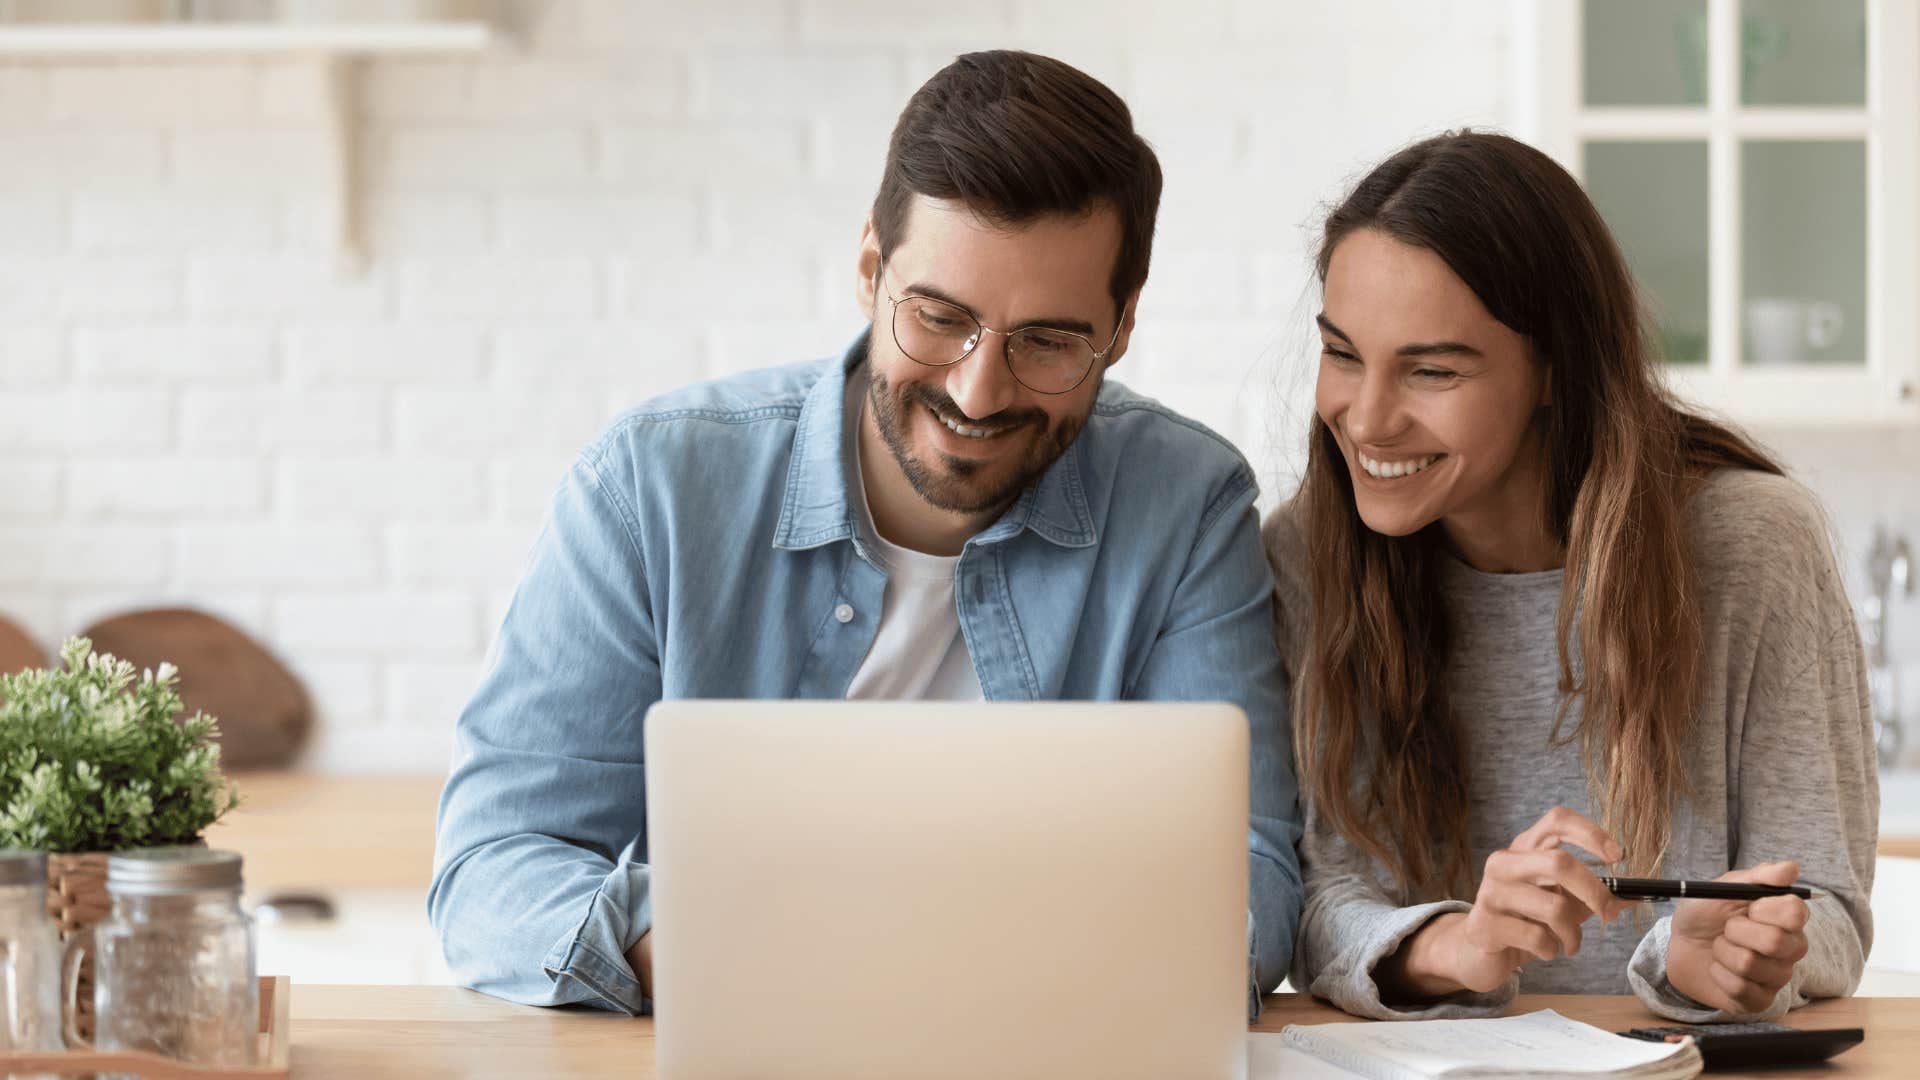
[645,701,1249,1080]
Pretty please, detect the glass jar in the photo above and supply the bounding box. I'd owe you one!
[0,850,62,1056]
[63,848,256,1069]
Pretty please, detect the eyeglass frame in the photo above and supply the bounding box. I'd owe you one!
[876,261,1124,396]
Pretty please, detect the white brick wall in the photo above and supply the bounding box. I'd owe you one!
[2,0,1911,775]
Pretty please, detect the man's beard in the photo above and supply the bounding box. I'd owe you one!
[865,356,1090,516]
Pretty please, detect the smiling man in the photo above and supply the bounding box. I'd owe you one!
[430,50,1302,1018]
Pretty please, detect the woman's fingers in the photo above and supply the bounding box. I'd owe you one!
[1463,905,1561,963]
[1711,932,1797,988]
[1481,876,1588,957]
[1511,805,1625,864]
[1708,959,1779,1014]
[1485,847,1619,927]
[1747,894,1811,934]
[1724,911,1809,963]
[1716,859,1801,889]
[1460,809,1642,980]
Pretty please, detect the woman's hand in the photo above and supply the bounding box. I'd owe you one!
[1666,860,1810,1015]
[1381,806,1626,1000]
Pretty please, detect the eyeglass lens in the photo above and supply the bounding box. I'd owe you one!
[892,296,1093,394]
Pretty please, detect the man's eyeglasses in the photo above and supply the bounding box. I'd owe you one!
[877,263,1121,395]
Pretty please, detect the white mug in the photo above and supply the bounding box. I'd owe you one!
[1744,297,1847,366]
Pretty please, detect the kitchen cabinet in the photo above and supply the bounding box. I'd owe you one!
[1522,0,1919,424]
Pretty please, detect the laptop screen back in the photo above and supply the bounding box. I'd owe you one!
[645,700,1249,1080]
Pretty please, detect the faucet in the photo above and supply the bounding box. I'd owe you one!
[1864,524,1914,767]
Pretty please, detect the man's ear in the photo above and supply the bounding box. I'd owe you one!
[1103,291,1142,370]
[855,214,881,318]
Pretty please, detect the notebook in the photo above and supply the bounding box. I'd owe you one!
[1262,1009,1704,1080]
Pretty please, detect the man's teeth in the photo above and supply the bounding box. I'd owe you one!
[940,413,990,439]
[1359,451,1440,479]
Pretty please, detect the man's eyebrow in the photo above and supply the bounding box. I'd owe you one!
[905,280,1097,338]
[1315,313,1483,359]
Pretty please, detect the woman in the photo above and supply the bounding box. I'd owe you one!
[1266,131,1876,1022]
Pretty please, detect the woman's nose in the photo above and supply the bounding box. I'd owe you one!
[1341,371,1407,446]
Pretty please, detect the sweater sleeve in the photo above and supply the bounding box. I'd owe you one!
[1629,482,1878,1021]
[1293,808,1515,1020]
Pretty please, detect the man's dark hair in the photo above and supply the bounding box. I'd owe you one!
[871,51,1162,316]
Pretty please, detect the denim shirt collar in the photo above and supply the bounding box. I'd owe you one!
[772,333,1098,552]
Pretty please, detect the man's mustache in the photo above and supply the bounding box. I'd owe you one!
[904,382,1046,436]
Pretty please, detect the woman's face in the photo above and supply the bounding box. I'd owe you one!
[1315,228,1549,546]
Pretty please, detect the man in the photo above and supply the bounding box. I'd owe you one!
[429,50,1302,1017]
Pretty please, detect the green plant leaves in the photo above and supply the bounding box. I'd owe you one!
[0,636,238,853]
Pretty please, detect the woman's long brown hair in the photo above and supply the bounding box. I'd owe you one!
[1297,132,1782,897]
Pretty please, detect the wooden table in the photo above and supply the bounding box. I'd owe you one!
[286,986,1912,1078]
[209,772,445,893]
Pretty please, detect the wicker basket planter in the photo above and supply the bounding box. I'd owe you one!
[48,851,112,1042]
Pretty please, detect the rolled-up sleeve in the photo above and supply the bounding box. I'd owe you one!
[429,444,662,1015]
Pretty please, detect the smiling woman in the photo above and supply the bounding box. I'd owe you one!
[1265,131,1878,1026]
[1312,228,1550,571]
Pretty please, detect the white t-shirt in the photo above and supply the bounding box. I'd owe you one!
[842,373,985,702]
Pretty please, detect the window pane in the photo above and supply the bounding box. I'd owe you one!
[1740,0,1866,106]
[1742,140,1866,368]
[1584,0,1708,106]
[1585,141,1710,366]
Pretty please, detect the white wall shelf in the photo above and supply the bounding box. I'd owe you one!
[0,22,492,54]
[0,22,500,273]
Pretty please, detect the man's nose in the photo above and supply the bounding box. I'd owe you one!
[943,332,1019,420]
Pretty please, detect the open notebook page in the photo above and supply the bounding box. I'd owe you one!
[1267,1009,1702,1080]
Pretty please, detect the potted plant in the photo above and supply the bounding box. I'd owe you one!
[0,636,239,1036]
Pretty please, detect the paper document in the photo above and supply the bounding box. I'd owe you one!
[1248,1033,1368,1078]
[1270,1009,1703,1080]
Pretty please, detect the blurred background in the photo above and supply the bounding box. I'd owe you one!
[0,0,1915,990]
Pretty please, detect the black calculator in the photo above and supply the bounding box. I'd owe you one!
[1618,1021,1863,1070]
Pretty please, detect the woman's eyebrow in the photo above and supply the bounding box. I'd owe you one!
[1316,313,1482,359]
[1397,341,1483,359]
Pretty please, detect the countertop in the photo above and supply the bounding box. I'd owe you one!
[207,771,445,893]
[277,985,1912,1078]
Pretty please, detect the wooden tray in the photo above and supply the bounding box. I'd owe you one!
[0,975,290,1078]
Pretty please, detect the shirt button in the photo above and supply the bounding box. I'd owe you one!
[833,603,855,624]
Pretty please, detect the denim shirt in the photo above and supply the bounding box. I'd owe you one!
[429,335,1304,1017]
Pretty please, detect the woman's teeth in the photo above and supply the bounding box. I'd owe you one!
[1358,451,1440,479]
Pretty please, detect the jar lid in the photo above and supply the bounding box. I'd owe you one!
[106,847,243,895]
[0,850,46,887]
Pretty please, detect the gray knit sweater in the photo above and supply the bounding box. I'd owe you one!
[1263,469,1877,1022]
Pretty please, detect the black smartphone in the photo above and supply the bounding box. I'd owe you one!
[1618,1021,1863,1070]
